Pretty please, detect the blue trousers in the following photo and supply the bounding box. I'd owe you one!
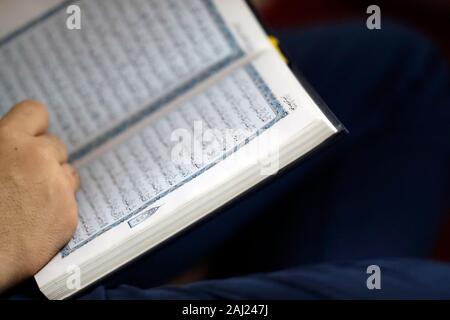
[7,22,450,299]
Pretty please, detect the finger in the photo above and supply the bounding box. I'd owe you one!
[61,164,81,192]
[0,100,49,136]
[37,134,68,164]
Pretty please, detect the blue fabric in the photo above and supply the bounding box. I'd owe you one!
[84,259,450,299]
[5,22,450,300]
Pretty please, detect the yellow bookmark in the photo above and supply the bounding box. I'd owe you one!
[268,36,288,63]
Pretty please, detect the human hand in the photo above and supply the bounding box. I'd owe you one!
[0,100,80,292]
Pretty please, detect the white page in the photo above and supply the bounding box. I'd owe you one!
[0,0,245,160]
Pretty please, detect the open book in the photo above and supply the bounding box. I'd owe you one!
[0,0,344,299]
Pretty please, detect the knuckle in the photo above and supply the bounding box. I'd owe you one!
[56,139,69,157]
[29,142,51,161]
[0,122,17,139]
[53,135,67,150]
[18,99,49,116]
[13,99,50,127]
[55,172,71,191]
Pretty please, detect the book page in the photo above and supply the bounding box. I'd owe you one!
[64,64,286,256]
[0,0,244,161]
[35,48,338,299]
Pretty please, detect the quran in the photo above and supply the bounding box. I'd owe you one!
[0,0,344,299]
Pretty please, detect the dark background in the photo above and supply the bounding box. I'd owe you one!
[253,0,450,60]
[252,0,450,261]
